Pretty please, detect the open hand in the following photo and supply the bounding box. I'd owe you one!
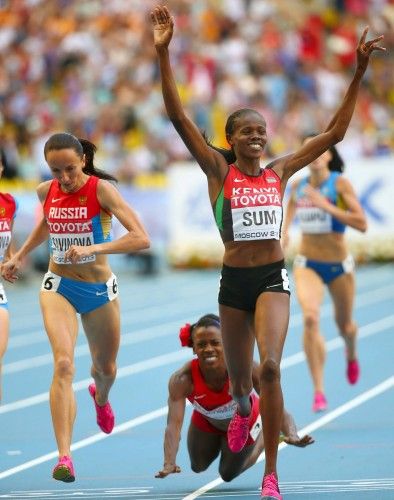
[356,27,386,73]
[155,464,181,478]
[283,433,315,448]
[151,5,174,50]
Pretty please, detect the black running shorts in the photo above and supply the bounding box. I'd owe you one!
[218,259,290,312]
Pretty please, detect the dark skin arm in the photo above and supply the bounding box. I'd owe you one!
[151,5,227,201]
[270,27,385,185]
[155,362,193,478]
[252,363,314,447]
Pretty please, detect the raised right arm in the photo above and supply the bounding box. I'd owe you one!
[151,6,225,181]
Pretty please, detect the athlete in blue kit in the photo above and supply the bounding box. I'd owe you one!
[282,137,366,413]
[151,5,384,498]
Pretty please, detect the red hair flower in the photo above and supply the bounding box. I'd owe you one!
[179,323,193,347]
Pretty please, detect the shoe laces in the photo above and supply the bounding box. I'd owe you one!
[234,411,250,428]
[263,472,279,491]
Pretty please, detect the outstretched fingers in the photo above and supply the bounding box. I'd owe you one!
[358,26,369,45]
[151,5,171,26]
[359,27,386,54]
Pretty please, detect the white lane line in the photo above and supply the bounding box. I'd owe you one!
[7,267,394,350]
[1,313,393,416]
[1,376,392,484]
[6,263,388,323]
[6,279,218,347]
[0,350,190,414]
[5,282,394,373]
[282,314,394,368]
[4,320,184,373]
[182,376,394,500]
[0,406,169,480]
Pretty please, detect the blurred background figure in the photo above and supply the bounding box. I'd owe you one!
[282,139,367,413]
[0,155,17,402]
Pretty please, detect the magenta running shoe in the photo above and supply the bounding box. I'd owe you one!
[88,383,114,434]
[312,391,327,413]
[227,410,250,453]
[261,472,282,499]
[347,358,360,384]
[52,455,75,482]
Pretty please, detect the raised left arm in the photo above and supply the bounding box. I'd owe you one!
[271,28,385,182]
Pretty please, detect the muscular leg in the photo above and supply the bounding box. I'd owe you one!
[187,423,221,473]
[218,305,254,415]
[0,308,9,402]
[328,272,357,360]
[254,291,289,475]
[40,292,79,457]
[294,267,326,394]
[82,299,120,405]
[218,431,264,482]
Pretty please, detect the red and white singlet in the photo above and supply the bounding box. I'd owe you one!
[213,164,283,242]
[43,176,112,265]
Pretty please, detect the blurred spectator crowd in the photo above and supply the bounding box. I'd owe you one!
[0,0,393,182]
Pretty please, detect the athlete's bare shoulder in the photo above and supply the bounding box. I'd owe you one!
[169,361,193,398]
[36,180,52,203]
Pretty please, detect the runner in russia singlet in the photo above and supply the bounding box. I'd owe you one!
[213,164,283,242]
[43,176,112,265]
[0,193,17,262]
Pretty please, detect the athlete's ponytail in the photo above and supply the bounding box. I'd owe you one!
[44,133,118,182]
[327,145,344,173]
[201,131,237,165]
[303,133,345,173]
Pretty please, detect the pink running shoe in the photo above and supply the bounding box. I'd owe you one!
[88,384,114,434]
[261,472,282,499]
[347,358,360,384]
[227,410,250,453]
[312,391,327,413]
[52,455,75,482]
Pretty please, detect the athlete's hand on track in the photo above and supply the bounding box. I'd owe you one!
[155,464,181,478]
[283,433,315,448]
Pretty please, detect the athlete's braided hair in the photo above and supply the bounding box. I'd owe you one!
[303,133,345,173]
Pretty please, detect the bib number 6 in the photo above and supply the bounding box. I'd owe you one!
[41,273,60,292]
[44,276,54,290]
